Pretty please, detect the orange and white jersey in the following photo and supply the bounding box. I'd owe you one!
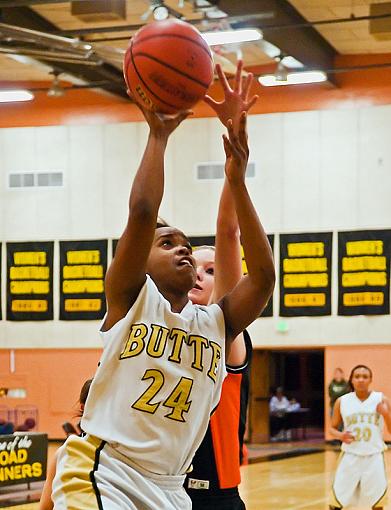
[81,275,227,475]
[340,391,387,456]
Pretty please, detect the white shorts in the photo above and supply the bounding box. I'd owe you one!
[331,451,388,508]
[52,434,192,510]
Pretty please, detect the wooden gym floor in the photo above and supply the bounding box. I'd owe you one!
[3,447,391,509]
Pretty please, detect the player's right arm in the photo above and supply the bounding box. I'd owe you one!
[376,396,391,433]
[329,398,354,443]
[103,107,191,330]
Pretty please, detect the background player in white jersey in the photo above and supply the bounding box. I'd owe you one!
[329,365,391,510]
[51,67,275,509]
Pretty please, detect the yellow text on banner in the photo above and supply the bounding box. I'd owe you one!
[284,293,326,307]
[66,250,100,265]
[343,292,384,307]
[287,242,324,258]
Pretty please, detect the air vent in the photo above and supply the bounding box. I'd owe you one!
[9,172,63,188]
[9,173,34,188]
[37,172,63,187]
[196,162,255,180]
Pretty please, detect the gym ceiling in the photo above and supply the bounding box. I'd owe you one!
[1,0,391,99]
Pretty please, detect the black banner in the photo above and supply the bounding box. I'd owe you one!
[189,235,274,317]
[189,236,215,250]
[338,230,391,316]
[60,240,107,320]
[0,433,47,487]
[7,242,54,321]
[279,232,332,317]
[112,238,119,257]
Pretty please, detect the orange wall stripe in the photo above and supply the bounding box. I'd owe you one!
[2,54,391,127]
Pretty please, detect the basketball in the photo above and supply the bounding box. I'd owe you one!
[124,19,214,114]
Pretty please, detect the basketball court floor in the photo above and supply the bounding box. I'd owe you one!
[4,447,391,510]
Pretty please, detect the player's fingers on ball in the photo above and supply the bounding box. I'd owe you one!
[178,109,193,122]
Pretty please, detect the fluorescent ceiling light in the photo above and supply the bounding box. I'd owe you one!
[280,56,304,69]
[153,5,169,20]
[201,29,262,46]
[258,70,327,87]
[0,90,34,102]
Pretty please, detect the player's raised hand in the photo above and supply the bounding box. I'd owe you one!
[341,431,355,444]
[136,102,193,140]
[204,60,258,132]
[222,112,249,184]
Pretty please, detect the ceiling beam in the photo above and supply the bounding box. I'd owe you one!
[0,0,67,6]
[0,6,128,98]
[218,0,337,74]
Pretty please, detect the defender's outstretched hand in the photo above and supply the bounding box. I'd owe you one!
[204,61,258,131]
[222,112,249,183]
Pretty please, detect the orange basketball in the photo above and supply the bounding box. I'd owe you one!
[124,19,214,114]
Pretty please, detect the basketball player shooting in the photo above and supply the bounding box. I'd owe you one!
[51,63,275,510]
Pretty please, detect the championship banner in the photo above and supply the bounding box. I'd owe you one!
[279,232,332,317]
[7,242,54,321]
[60,240,107,320]
[0,433,47,487]
[338,230,391,316]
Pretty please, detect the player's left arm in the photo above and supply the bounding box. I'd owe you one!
[208,62,258,366]
[219,113,275,343]
[377,396,391,433]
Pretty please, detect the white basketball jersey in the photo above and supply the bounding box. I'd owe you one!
[81,275,227,476]
[340,391,386,455]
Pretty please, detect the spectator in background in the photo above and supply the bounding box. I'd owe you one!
[0,420,14,435]
[329,368,350,413]
[287,398,301,412]
[15,417,36,432]
[270,387,290,441]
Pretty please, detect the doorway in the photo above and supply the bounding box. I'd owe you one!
[270,349,324,430]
